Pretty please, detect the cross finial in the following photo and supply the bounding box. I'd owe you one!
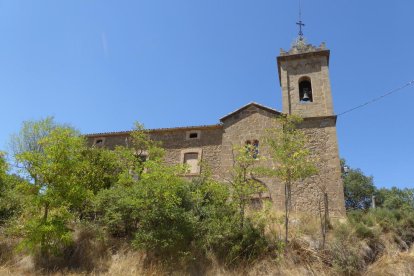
[296,1,305,40]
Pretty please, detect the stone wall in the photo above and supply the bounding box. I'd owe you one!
[219,105,345,216]
[87,126,223,179]
[293,117,346,216]
[279,50,334,118]
[149,128,223,179]
[220,105,284,209]
[86,109,345,216]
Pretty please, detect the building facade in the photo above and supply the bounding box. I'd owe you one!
[87,41,346,216]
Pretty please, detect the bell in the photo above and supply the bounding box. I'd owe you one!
[302,91,310,102]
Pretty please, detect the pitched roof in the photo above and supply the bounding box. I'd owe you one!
[219,102,281,122]
[85,102,281,137]
[85,124,222,137]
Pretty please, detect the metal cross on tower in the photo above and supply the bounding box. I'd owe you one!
[296,1,305,40]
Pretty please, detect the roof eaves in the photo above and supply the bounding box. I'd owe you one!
[220,102,281,122]
[84,124,223,137]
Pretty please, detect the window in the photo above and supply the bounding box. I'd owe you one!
[245,139,259,159]
[137,154,147,163]
[250,198,263,210]
[134,150,148,164]
[180,148,202,175]
[184,152,199,174]
[299,77,313,102]
[186,130,201,140]
[93,137,106,147]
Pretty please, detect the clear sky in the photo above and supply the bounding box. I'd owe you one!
[0,1,413,188]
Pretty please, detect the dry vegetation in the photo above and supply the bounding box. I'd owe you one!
[2,210,414,276]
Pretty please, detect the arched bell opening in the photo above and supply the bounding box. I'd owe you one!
[299,77,313,102]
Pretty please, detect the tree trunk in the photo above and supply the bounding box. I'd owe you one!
[324,192,329,227]
[240,201,245,230]
[41,202,49,257]
[320,192,329,249]
[284,181,289,243]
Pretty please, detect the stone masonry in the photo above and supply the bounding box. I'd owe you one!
[86,41,346,217]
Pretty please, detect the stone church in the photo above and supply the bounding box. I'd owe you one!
[87,39,346,216]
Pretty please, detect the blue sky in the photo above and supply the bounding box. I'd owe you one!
[0,1,413,188]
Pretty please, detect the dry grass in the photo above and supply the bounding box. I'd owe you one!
[2,212,414,275]
[3,247,414,276]
[364,247,414,276]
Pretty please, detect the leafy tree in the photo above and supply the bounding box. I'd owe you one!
[94,123,270,265]
[376,187,414,211]
[0,152,33,226]
[227,146,267,230]
[95,122,195,259]
[266,115,317,242]
[12,123,120,258]
[15,127,88,256]
[10,117,57,174]
[342,159,375,210]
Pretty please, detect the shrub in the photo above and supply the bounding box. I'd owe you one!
[330,222,365,275]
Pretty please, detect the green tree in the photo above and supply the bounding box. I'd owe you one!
[376,187,414,211]
[342,159,376,210]
[0,152,34,226]
[227,145,267,230]
[266,115,317,242]
[10,117,57,174]
[94,123,198,261]
[15,127,87,256]
[12,122,120,257]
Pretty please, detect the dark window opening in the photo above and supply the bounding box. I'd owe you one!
[189,132,198,139]
[252,140,259,159]
[245,140,259,159]
[137,155,147,163]
[299,79,313,102]
[94,139,104,147]
[250,198,263,210]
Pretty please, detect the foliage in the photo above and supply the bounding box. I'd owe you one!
[0,153,33,226]
[330,222,364,275]
[267,115,318,183]
[11,122,120,257]
[95,126,274,265]
[342,159,376,211]
[376,187,414,211]
[227,145,267,229]
[10,117,58,174]
[266,115,317,242]
[4,117,414,274]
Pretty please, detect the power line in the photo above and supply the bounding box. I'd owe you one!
[337,79,414,116]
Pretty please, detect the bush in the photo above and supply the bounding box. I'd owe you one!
[330,222,365,275]
[32,223,110,271]
[354,222,376,240]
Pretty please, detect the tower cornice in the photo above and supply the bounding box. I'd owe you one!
[277,47,330,85]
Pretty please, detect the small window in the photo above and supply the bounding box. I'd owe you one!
[184,152,199,174]
[186,130,201,140]
[137,154,147,163]
[252,140,259,159]
[245,139,259,159]
[93,137,106,147]
[299,78,313,102]
[250,198,263,210]
[181,148,202,175]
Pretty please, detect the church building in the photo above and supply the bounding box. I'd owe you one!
[87,38,346,216]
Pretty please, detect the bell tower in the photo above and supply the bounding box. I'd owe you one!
[277,40,334,118]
